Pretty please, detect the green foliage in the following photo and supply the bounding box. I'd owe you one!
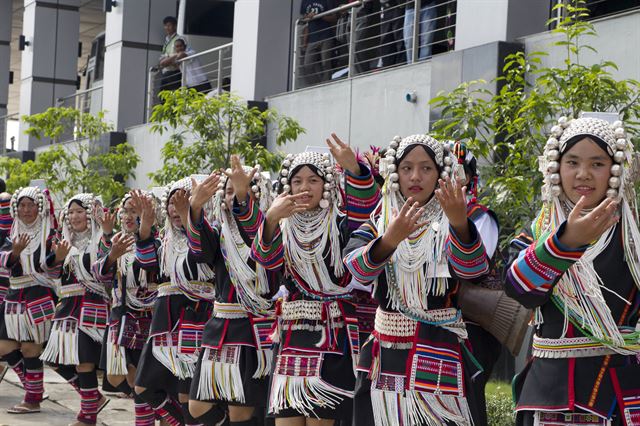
[0,107,140,206]
[486,381,515,426]
[429,0,640,239]
[148,88,305,185]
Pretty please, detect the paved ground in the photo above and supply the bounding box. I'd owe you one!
[0,366,136,426]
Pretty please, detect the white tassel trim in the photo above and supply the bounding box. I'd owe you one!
[40,319,80,365]
[3,301,53,344]
[151,334,196,379]
[196,347,245,403]
[106,338,128,376]
[371,389,473,426]
[269,374,353,418]
[253,349,273,379]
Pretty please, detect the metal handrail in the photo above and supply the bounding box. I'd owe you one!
[176,42,232,63]
[292,0,457,90]
[56,84,103,103]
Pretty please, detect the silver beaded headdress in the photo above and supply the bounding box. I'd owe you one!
[160,177,193,218]
[278,151,339,209]
[381,134,457,192]
[541,116,633,201]
[62,193,102,226]
[10,187,47,219]
[213,166,273,220]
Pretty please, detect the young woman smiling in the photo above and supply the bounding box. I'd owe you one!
[506,116,640,426]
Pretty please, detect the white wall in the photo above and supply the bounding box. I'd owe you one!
[266,61,433,153]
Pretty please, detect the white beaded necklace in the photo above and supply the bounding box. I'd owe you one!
[281,206,348,297]
[377,192,450,314]
[220,209,272,314]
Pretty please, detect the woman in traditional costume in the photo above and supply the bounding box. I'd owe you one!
[41,193,127,426]
[343,134,490,426]
[186,156,274,426]
[95,191,158,425]
[505,115,640,426]
[251,137,379,425]
[0,186,58,414]
[133,177,216,426]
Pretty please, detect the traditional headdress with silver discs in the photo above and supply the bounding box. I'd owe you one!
[535,114,640,354]
[278,151,340,209]
[541,116,632,201]
[212,165,273,221]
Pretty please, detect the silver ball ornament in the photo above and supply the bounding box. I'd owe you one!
[546,138,559,150]
[390,183,399,191]
[614,128,625,139]
[440,171,449,179]
[612,120,623,129]
[611,164,623,177]
[547,161,560,173]
[386,148,396,157]
[546,150,560,161]
[550,185,562,197]
[609,176,621,189]
[616,139,627,150]
[283,184,291,193]
[614,151,625,163]
[251,185,259,193]
[280,177,288,185]
[280,169,288,177]
[606,188,618,199]
[389,173,399,182]
[319,199,330,209]
[550,125,563,138]
[283,160,291,168]
[444,157,453,166]
[557,116,569,127]
[387,164,396,173]
[324,183,331,190]
[389,141,398,149]
[323,191,330,199]
[549,173,561,185]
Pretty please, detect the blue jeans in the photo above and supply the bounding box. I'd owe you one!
[403,2,437,62]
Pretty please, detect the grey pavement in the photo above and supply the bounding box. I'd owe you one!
[0,366,137,426]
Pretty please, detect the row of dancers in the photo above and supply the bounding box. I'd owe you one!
[0,115,638,426]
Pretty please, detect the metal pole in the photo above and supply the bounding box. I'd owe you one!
[181,61,187,88]
[146,68,155,122]
[412,0,421,63]
[292,19,300,91]
[348,8,357,77]
[217,48,224,92]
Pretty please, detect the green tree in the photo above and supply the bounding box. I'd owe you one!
[429,0,640,240]
[0,107,140,206]
[148,88,305,185]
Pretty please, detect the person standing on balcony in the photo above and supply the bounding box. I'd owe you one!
[379,0,406,67]
[172,39,212,94]
[300,0,338,86]
[403,0,438,62]
[158,16,182,93]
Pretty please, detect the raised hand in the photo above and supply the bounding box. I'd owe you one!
[107,232,136,262]
[382,197,427,247]
[98,209,117,235]
[172,189,190,226]
[190,173,221,212]
[559,196,619,249]
[265,192,312,224]
[326,133,359,175]
[129,191,156,240]
[435,177,468,229]
[11,234,31,258]
[221,155,257,202]
[52,239,72,264]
